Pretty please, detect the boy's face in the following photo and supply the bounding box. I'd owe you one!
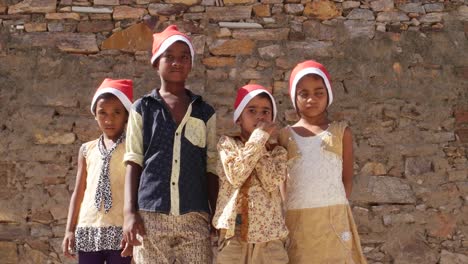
[95,95,128,140]
[155,41,192,84]
[295,75,328,118]
[237,95,273,137]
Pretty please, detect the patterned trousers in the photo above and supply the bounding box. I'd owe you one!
[133,211,212,264]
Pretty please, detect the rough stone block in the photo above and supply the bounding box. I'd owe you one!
[45,12,80,20]
[286,40,333,57]
[456,129,468,143]
[232,28,289,40]
[347,8,375,20]
[224,0,255,4]
[113,6,146,20]
[208,39,255,55]
[253,4,270,17]
[423,3,444,13]
[0,241,18,263]
[11,32,99,53]
[439,250,468,264]
[77,20,113,33]
[206,6,252,21]
[8,0,56,14]
[24,22,46,32]
[94,0,119,5]
[284,4,304,15]
[71,6,113,13]
[419,13,443,24]
[101,23,152,52]
[344,20,375,39]
[148,3,188,16]
[202,57,236,67]
[448,170,467,182]
[399,3,425,14]
[165,0,201,5]
[304,0,341,20]
[218,22,262,29]
[351,175,416,204]
[342,1,359,9]
[258,44,283,59]
[405,157,432,177]
[35,132,76,145]
[370,0,393,12]
[377,11,409,22]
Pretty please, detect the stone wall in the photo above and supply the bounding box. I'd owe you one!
[0,0,467,263]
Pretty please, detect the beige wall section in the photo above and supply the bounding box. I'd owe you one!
[0,0,467,263]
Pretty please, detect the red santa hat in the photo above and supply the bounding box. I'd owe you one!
[289,60,333,109]
[233,84,277,122]
[90,78,133,115]
[150,25,195,65]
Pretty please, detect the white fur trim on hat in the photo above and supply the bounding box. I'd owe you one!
[150,35,195,65]
[233,90,277,122]
[90,87,133,115]
[290,68,333,109]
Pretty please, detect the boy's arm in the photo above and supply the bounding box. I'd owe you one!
[342,127,354,199]
[218,129,269,189]
[255,146,288,192]
[62,145,87,259]
[122,106,146,245]
[206,114,219,215]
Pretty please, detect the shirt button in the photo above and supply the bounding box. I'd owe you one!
[175,159,178,163]
[172,182,175,185]
[176,132,179,136]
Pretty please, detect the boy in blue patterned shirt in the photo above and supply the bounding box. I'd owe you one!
[121,25,217,263]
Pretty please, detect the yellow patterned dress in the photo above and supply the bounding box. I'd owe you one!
[279,121,367,264]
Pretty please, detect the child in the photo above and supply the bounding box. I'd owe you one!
[213,84,289,264]
[278,60,367,263]
[122,25,217,263]
[62,78,134,264]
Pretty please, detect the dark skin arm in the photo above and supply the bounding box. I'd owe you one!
[342,127,354,199]
[62,146,87,259]
[121,161,146,256]
[207,172,218,224]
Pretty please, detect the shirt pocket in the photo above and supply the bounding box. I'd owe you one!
[184,117,206,148]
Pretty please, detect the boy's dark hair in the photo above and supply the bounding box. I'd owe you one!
[92,93,129,115]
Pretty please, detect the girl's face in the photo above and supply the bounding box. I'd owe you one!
[237,95,273,138]
[295,75,328,118]
[95,95,128,140]
[155,41,192,84]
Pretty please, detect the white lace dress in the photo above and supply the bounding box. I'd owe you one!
[281,121,367,264]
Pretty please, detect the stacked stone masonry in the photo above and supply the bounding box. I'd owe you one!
[0,0,467,263]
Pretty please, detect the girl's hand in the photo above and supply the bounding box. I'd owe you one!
[62,231,77,259]
[120,239,133,257]
[123,211,146,246]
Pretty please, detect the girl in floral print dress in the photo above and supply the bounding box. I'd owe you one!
[213,84,289,264]
[62,79,133,264]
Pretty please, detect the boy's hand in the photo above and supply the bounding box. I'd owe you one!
[62,231,77,259]
[123,211,146,246]
[257,121,277,136]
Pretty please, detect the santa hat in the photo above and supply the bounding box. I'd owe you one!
[150,25,195,65]
[289,60,333,109]
[233,84,277,122]
[90,78,133,115]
